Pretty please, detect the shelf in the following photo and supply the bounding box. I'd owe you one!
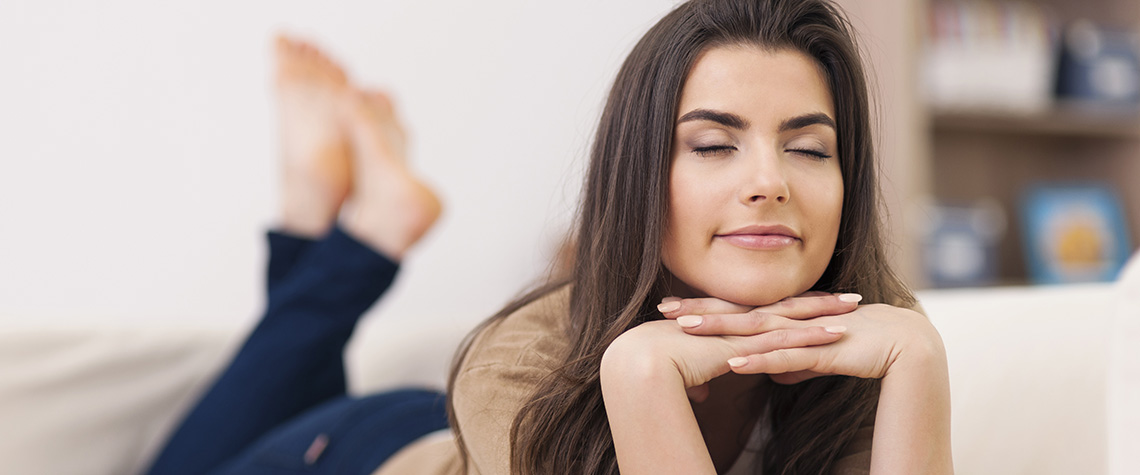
[931,102,1140,139]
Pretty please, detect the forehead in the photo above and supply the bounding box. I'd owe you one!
[677,45,834,121]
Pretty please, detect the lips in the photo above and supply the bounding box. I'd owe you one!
[715,224,801,250]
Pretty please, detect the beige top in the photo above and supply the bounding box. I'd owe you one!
[374,285,874,474]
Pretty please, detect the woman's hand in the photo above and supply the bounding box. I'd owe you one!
[661,295,943,384]
[602,317,841,393]
[600,293,864,475]
[605,292,861,393]
[654,292,865,388]
[659,294,954,474]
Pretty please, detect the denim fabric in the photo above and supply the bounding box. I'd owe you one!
[212,389,448,475]
[146,227,449,475]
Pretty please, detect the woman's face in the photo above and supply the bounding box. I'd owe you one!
[662,45,843,307]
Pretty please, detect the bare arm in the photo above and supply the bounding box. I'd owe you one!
[601,294,859,473]
[870,332,953,473]
[601,332,717,475]
[674,301,954,474]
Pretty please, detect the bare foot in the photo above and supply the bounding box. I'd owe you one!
[340,88,442,259]
[274,35,352,238]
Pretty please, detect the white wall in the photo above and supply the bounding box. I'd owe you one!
[0,1,678,329]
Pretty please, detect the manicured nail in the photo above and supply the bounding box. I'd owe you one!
[657,301,681,313]
[676,315,702,328]
[824,326,847,334]
[838,293,863,303]
[727,357,749,368]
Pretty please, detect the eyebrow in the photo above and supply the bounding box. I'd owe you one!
[677,109,749,129]
[676,108,836,133]
[778,112,836,133]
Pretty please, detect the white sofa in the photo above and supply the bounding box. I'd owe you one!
[2,258,1137,475]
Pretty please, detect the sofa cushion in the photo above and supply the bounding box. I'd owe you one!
[920,283,1113,475]
[0,323,242,475]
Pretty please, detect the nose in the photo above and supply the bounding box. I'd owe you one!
[738,148,789,205]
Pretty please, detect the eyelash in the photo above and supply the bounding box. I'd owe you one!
[692,145,735,158]
[788,148,833,160]
[691,146,833,160]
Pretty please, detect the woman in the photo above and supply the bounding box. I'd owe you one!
[150,0,951,474]
[430,0,951,474]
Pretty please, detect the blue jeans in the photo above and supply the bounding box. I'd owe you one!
[145,227,449,475]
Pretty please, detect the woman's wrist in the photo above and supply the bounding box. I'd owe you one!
[873,324,953,474]
[601,333,670,388]
[884,321,948,378]
[600,327,718,475]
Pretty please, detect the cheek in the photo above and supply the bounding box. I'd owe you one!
[662,174,693,269]
[661,162,716,272]
[823,185,843,228]
[807,174,844,252]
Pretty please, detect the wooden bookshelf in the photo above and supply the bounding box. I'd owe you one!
[932,104,1140,139]
[839,0,1140,288]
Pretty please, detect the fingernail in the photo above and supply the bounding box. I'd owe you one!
[824,326,847,334]
[657,301,681,313]
[728,357,749,368]
[838,293,863,303]
[676,315,702,328]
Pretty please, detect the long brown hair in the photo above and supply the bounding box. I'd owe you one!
[447,1,914,473]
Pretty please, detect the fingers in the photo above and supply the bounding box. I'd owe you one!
[676,311,781,335]
[727,347,829,376]
[675,309,847,337]
[657,297,752,319]
[732,326,844,360]
[757,293,862,320]
[659,293,862,324]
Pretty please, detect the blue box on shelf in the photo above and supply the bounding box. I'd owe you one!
[1021,185,1133,284]
[921,200,1006,288]
[1056,21,1140,105]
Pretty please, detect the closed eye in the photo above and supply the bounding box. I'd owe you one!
[787,148,832,160]
[693,145,736,158]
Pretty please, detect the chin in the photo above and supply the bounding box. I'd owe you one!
[664,264,826,308]
[709,286,797,307]
[694,274,819,308]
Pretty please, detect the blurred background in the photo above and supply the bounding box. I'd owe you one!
[906,0,1140,288]
[1,0,1137,328]
[1,1,1137,474]
[0,0,662,329]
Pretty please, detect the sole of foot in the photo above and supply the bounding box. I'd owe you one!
[340,88,442,259]
[275,34,353,238]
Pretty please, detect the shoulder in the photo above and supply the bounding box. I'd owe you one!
[462,284,573,372]
[448,284,573,474]
[451,284,573,412]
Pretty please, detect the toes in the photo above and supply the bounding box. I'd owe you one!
[274,34,348,86]
[338,87,368,120]
[320,54,347,84]
[274,35,297,75]
[341,88,394,120]
[275,35,312,78]
[274,34,290,55]
[363,90,407,141]
[363,89,395,116]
